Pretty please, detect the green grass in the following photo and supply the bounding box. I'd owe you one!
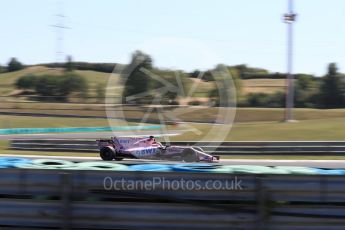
[0,115,109,129]
[1,113,344,151]
[3,108,345,136]
[235,108,345,122]
[1,115,345,158]
[228,118,345,141]
[169,117,345,141]
[0,140,9,149]
[4,105,345,124]
[74,70,110,86]
[2,108,345,141]
[167,107,345,124]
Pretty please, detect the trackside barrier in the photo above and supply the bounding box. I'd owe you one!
[0,125,162,135]
[1,168,345,229]
[10,140,345,155]
[0,157,32,168]
[2,157,345,175]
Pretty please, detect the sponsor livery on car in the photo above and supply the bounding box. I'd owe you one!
[96,136,219,163]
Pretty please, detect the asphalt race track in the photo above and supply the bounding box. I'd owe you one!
[2,132,345,168]
[2,154,345,168]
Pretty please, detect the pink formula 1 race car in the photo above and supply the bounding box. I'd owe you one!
[96,136,219,163]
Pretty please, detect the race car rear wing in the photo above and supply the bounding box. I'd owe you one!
[96,137,122,150]
[96,139,113,148]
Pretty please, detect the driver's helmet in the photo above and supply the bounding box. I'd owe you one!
[148,136,155,144]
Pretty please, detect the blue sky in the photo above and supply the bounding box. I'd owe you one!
[1,0,345,75]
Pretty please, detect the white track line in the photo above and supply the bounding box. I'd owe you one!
[0,154,99,160]
[1,154,345,164]
[221,159,345,163]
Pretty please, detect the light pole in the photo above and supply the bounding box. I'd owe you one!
[283,0,297,122]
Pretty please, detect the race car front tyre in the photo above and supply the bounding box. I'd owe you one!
[100,147,116,161]
[182,149,198,162]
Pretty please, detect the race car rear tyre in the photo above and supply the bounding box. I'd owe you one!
[100,147,115,161]
[182,149,198,162]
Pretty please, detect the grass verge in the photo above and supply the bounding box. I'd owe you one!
[169,117,345,141]
[0,115,109,129]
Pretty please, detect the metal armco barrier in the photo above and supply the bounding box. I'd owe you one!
[10,139,345,155]
[1,169,345,229]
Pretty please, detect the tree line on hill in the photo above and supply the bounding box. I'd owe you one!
[121,51,345,109]
[241,63,345,109]
[15,73,88,101]
[0,56,117,74]
[0,58,25,73]
[14,59,88,102]
[41,59,117,73]
[7,53,345,108]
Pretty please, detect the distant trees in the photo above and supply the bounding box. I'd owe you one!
[122,51,152,104]
[7,58,24,72]
[294,74,320,108]
[42,62,116,73]
[190,69,215,82]
[242,92,285,108]
[319,63,345,108]
[15,73,88,101]
[239,63,345,109]
[15,74,38,89]
[8,54,345,109]
[0,65,5,73]
[65,55,75,72]
[208,65,241,106]
[234,64,270,79]
[190,70,201,78]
